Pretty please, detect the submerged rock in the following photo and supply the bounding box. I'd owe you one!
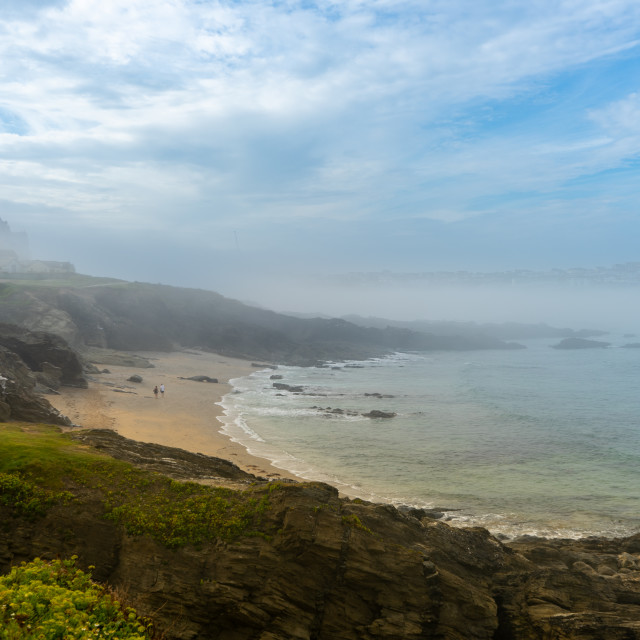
[362,409,397,418]
[272,382,304,392]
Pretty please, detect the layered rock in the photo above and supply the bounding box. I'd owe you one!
[0,322,87,388]
[1,430,639,640]
[0,323,84,424]
[0,345,70,424]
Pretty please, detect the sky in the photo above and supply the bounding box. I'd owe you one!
[1,0,640,325]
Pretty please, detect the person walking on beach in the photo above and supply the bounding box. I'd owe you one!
[153,385,159,399]
[160,383,165,397]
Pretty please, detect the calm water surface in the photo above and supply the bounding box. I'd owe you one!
[218,337,640,539]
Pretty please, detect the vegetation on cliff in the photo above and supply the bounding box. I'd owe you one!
[0,557,153,640]
[2,422,640,639]
[0,423,275,549]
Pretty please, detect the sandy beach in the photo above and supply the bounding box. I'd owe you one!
[48,350,299,481]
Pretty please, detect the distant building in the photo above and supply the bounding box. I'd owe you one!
[0,218,75,275]
[0,250,22,274]
[23,260,75,274]
[0,218,29,260]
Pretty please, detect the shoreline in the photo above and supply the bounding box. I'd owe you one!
[48,350,300,482]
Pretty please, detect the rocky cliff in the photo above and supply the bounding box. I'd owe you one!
[1,427,639,640]
[0,278,523,365]
[0,323,86,424]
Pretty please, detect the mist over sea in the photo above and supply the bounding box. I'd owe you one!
[218,335,640,539]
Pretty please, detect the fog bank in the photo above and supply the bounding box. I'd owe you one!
[216,275,639,335]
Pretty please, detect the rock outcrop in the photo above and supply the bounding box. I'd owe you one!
[70,429,259,485]
[1,430,639,640]
[0,345,70,424]
[0,323,83,423]
[551,337,611,349]
[273,382,305,392]
[177,375,219,383]
[362,409,397,418]
[0,322,87,388]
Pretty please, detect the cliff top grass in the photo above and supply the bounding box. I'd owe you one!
[0,423,273,548]
[0,273,126,289]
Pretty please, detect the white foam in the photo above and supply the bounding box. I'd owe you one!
[216,347,640,539]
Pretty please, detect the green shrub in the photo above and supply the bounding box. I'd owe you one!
[0,556,153,639]
[104,479,272,548]
[0,473,72,519]
[0,424,275,548]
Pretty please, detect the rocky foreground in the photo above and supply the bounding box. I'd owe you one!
[1,322,640,638]
[1,427,639,640]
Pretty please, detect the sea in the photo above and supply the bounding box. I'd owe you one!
[217,335,640,540]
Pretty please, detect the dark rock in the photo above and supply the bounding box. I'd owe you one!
[314,406,359,417]
[270,374,283,379]
[0,323,87,388]
[70,429,259,483]
[365,392,395,398]
[272,382,304,392]
[0,346,70,425]
[398,506,446,521]
[551,337,611,349]
[127,374,143,383]
[0,400,11,421]
[178,375,218,383]
[83,362,103,375]
[35,362,64,390]
[362,410,397,418]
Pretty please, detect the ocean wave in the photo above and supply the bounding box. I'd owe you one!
[219,345,640,539]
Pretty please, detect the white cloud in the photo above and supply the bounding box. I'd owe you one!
[1,0,639,270]
[590,91,640,135]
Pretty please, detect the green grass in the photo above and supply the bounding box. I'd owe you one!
[0,274,125,289]
[0,473,72,519]
[0,423,274,548]
[0,556,154,639]
[0,424,100,483]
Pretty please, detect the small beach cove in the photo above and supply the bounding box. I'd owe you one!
[48,349,299,483]
[48,339,640,541]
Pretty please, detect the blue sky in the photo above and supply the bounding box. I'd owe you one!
[1,0,639,320]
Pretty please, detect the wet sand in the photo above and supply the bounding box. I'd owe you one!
[48,350,298,481]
